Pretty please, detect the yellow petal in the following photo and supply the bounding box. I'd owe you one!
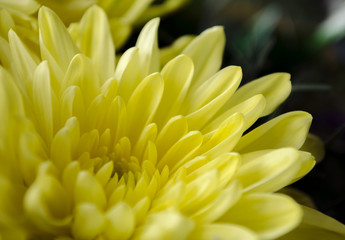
[135,208,194,240]
[191,223,258,240]
[74,171,107,209]
[0,36,12,69]
[203,94,266,133]
[237,148,300,193]
[8,29,37,95]
[77,5,115,83]
[156,115,188,158]
[278,206,345,240]
[235,111,312,153]
[0,0,39,15]
[223,72,291,116]
[154,54,194,126]
[136,18,160,77]
[120,0,154,25]
[115,47,141,102]
[126,72,163,143]
[185,66,242,130]
[24,172,72,234]
[220,193,302,239]
[33,61,53,143]
[72,203,106,240]
[193,113,243,159]
[38,7,80,73]
[182,26,225,90]
[62,54,100,105]
[104,202,135,240]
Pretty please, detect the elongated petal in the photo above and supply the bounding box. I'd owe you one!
[236,148,300,193]
[127,73,163,143]
[220,193,302,239]
[182,26,225,90]
[278,206,345,240]
[235,111,312,153]
[154,54,194,126]
[136,18,160,77]
[38,7,80,73]
[77,5,115,83]
[224,73,291,116]
[33,61,53,143]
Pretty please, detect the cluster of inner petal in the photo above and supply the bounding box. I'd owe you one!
[0,5,316,240]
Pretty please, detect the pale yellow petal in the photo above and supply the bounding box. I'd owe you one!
[135,208,194,240]
[235,111,312,153]
[72,203,106,240]
[0,0,39,15]
[62,54,100,105]
[0,36,12,69]
[220,193,302,239]
[74,171,107,209]
[236,148,300,193]
[224,73,291,116]
[185,66,242,130]
[38,7,80,73]
[182,26,225,90]
[278,206,345,240]
[203,94,266,133]
[32,61,53,143]
[115,47,141,102]
[8,29,37,95]
[136,18,160,77]
[24,171,72,234]
[104,202,135,240]
[154,54,194,126]
[191,223,258,240]
[126,73,163,143]
[77,5,115,83]
[120,0,154,25]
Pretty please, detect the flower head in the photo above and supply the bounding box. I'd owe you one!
[0,5,344,240]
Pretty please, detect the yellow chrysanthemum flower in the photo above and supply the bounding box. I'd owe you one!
[0,5,344,240]
[0,0,189,48]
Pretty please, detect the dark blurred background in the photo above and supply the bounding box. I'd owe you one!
[134,0,345,223]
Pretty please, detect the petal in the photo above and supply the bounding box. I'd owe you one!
[191,223,258,240]
[224,73,291,116]
[77,5,115,83]
[8,29,37,95]
[24,170,72,234]
[38,7,80,73]
[74,171,107,210]
[154,54,194,126]
[104,202,135,240]
[32,61,53,143]
[234,111,312,153]
[62,54,100,105]
[202,94,266,133]
[278,206,345,240]
[135,208,194,240]
[126,72,163,143]
[0,0,39,15]
[220,193,302,239]
[71,203,106,240]
[115,47,141,102]
[300,133,325,163]
[136,18,160,77]
[182,26,225,90]
[120,0,154,24]
[185,66,242,130]
[236,148,301,193]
